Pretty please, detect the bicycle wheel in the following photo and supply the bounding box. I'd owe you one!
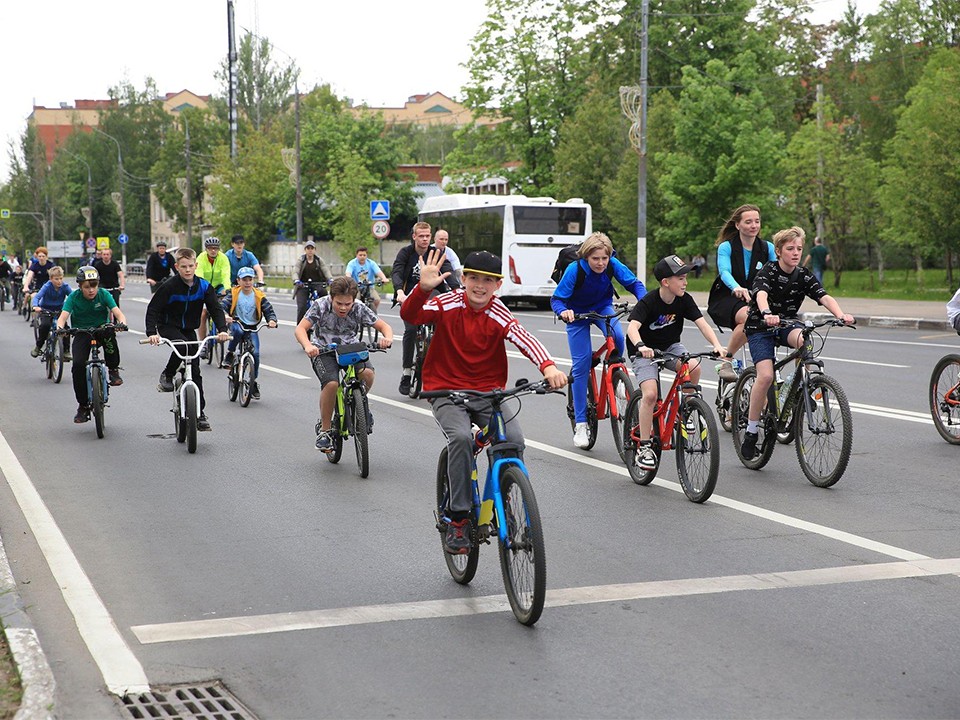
[351,388,369,478]
[227,362,239,402]
[90,365,106,439]
[498,465,546,626]
[51,335,64,384]
[410,340,425,399]
[214,339,225,368]
[435,448,479,584]
[32,316,40,345]
[174,386,186,443]
[929,354,960,444]
[239,355,255,407]
[675,396,719,503]
[777,426,795,445]
[184,387,198,453]
[327,401,344,463]
[609,367,635,461]
[623,388,661,485]
[45,339,55,380]
[715,378,734,433]
[794,374,853,488]
[731,367,776,470]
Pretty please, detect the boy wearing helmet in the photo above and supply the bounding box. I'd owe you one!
[57,266,127,423]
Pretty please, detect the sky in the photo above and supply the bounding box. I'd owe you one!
[2,0,882,181]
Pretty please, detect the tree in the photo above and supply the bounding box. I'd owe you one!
[216,32,297,133]
[879,47,960,286]
[655,52,787,256]
[326,149,378,258]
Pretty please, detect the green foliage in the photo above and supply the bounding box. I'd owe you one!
[208,130,286,259]
[656,52,786,255]
[215,32,297,133]
[327,149,378,260]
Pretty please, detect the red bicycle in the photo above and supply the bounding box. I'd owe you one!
[564,304,635,459]
[623,350,721,503]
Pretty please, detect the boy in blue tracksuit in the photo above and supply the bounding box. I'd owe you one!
[31,266,71,358]
[551,231,646,449]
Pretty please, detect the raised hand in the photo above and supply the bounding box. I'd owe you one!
[417,248,450,293]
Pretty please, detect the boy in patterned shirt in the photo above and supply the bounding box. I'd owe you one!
[740,226,854,459]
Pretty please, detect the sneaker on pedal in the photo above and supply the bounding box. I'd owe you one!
[684,413,698,438]
[31,345,41,358]
[199,344,209,360]
[251,382,260,400]
[398,374,411,396]
[741,430,759,459]
[366,408,374,433]
[444,518,473,555]
[73,405,90,424]
[158,373,174,392]
[315,430,334,452]
[108,369,123,386]
[573,422,590,449]
[224,351,235,366]
[198,413,211,431]
[636,441,657,471]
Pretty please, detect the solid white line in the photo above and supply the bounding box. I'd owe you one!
[130,557,960,643]
[814,355,908,368]
[259,363,310,380]
[0,431,150,695]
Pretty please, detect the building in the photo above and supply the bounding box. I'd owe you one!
[29,99,115,165]
[352,91,500,128]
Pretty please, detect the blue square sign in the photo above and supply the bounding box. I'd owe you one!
[370,200,390,220]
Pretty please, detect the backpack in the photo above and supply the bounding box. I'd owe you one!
[551,244,618,295]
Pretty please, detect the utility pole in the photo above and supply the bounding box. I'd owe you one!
[94,127,127,269]
[636,0,649,285]
[295,79,303,245]
[185,117,193,245]
[227,0,238,160]
[61,148,94,242]
[815,82,826,244]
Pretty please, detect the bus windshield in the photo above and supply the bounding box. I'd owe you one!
[513,206,587,236]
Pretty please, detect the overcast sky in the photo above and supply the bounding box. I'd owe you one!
[3,0,881,181]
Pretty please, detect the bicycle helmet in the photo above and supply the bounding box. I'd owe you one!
[204,236,221,248]
[76,266,99,284]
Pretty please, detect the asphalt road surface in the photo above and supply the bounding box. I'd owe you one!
[0,284,958,719]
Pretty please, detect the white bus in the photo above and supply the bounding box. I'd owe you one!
[419,194,592,307]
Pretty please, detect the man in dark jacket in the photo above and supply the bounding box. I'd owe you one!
[145,240,175,293]
[390,221,460,395]
[145,247,229,430]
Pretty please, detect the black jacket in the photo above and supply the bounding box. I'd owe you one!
[145,274,226,335]
[390,243,460,300]
[146,251,175,283]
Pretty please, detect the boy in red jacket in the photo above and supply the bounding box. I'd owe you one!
[400,248,566,554]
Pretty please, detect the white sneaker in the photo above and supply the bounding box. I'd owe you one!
[684,413,698,438]
[636,443,658,471]
[573,422,590,449]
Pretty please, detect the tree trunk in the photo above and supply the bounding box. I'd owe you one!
[947,249,954,289]
[915,254,924,288]
[877,245,885,284]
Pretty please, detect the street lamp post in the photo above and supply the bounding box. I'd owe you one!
[60,147,94,242]
[93,127,127,269]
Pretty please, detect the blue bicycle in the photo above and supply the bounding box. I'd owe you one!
[423,379,564,626]
[59,324,125,439]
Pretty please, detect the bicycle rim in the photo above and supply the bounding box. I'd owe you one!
[327,404,343,463]
[731,368,775,470]
[584,378,599,450]
[239,355,254,407]
[53,336,64,383]
[91,365,106,439]
[716,379,734,432]
[227,363,239,402]
[610,367,634,461]
[351,388,369,478]
[435,448,479,584]
[929,355,960,445]
[497,466,546,626]
[623,389,659,485]
[185,388,198,453]
[795,374,852,487]
[675,396,719,503]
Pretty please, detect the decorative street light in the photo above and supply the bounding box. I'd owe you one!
[59,147,94,242]
[93,127,127,269]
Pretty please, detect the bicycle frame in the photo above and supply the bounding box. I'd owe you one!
[85,342,109,403]
[471,410,529,547]
[334,363,364,439]
[571,306,630,423]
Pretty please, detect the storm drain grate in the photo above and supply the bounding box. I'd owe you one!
[120,682,258,720]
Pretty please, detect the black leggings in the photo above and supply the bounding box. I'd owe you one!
[71,332,119,406]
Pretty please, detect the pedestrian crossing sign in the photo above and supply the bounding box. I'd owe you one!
[370,200,390,220]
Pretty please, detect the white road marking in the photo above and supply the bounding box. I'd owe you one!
[130,556,960,643]
[259,363,310,380]
[0,431,150,694]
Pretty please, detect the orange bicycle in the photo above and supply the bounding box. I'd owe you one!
[930,353,960,444]
[564,304,634,459]
[622,350,721,503]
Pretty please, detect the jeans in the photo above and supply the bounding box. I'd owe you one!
[228,323,261,378]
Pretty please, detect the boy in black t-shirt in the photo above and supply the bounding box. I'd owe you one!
[626,255,726,471]
[740,226,854,459]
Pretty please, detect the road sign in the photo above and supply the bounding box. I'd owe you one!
[118,233,129,245]
[371,220,391,240]
[0,209,9,219]
[47,241,86,259]
[85,237,96,249]
[370,200,390,220]
[96,236,111,250]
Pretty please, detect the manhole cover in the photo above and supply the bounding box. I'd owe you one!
[120,682,258,719]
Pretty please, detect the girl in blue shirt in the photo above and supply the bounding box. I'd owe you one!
[31,266,71,358]
[551,232,646,449]
[706,204,777,379]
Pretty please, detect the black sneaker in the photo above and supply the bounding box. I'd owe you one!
[398,375,411,396]
[73,405,90,424]
[315,430,334,452]
[198,413,211,431]
[31,345,41,358]
[444,518,473,555]
[158,373,174,392]
[224,351,235,366]
[366,408,374,434]
[108,369,123,386]
[251,382,260,400]
[741,431,759,459]
[199,344,209,360]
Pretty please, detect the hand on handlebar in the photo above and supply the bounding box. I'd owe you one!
[215,331,230,342]
[543,364,567,390]
[559,309,575,323]
[377,336,392,350]
[267,320,277,328]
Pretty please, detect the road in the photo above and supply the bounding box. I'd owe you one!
[1,284,958,719]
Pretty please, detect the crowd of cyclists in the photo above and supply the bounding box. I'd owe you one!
[7,202,921,559]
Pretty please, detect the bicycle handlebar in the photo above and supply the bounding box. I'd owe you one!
[139,334,220,361]
[58,323,127,336]
[420,377,565,403]
[566,303,631,323]
[647,349,722,365]
[776,316,855,330]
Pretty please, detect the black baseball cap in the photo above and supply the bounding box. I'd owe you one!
[463,251,503,279]
[653,254,694,281]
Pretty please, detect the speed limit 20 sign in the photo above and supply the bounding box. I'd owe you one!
[371,220,390,239]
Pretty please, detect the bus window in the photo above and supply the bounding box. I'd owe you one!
[513,207,587,236]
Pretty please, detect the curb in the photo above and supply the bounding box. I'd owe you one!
[802,311,950,331]
[0,534,55,719]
